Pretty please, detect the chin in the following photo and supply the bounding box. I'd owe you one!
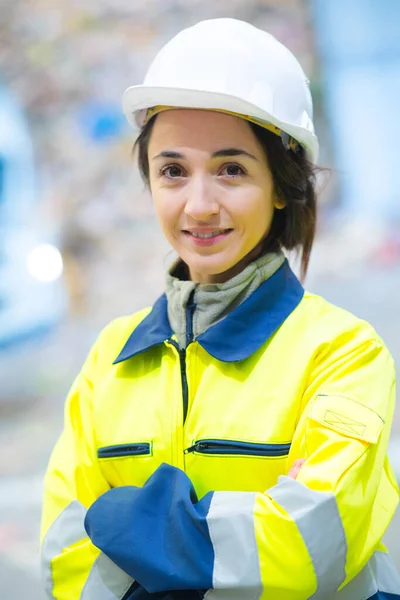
[187,257,243,283]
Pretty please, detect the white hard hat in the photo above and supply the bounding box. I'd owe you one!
[123,18,319,163]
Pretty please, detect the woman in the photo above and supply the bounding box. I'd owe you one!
[40,18,400,600]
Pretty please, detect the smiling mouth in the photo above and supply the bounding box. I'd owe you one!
[185,229,232,239]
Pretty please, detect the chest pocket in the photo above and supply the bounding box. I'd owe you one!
[184,438,291,497]
[97,442,154,488]
[309,394,384,444]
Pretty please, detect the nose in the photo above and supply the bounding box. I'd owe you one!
[184,175,219,220]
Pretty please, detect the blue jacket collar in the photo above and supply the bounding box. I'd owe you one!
[114,260,304,364]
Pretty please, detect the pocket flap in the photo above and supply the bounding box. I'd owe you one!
[309,394,384,444]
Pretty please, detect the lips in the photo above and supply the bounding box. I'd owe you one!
[183,228,233,247]
[184,228,232,238]
[189,229,231,239]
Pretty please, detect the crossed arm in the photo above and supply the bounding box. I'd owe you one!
[41,337,398,599]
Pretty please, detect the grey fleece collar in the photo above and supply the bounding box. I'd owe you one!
[165,251,285,348]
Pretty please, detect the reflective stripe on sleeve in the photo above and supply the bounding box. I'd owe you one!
[268,476,347,598]
[205,491,263,600]
[41,500,87,599]
[331,550,400,599]
[370,550,400,595]
[333,559,377,599]
[41,500,134,600]
[80,552,134,600]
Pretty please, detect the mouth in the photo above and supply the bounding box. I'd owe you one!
[183,228,233,246]
[184,228,232,239]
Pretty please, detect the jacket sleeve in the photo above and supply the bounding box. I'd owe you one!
[84,336,400,599]
[40,327,135,600]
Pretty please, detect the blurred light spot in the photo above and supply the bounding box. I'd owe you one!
[26,244,63,283]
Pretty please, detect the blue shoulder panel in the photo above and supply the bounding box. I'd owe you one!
[198,260,303,361]
[114,294,173,364]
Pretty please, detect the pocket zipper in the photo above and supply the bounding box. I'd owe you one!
[184,439,291,457]
[98,443,151,459]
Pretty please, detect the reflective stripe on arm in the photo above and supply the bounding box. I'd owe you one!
[330,551,400,599]
[41,501,87,599]
[205,480,346,599]
[206,492,261,597]
[370,551,400,595]
[41,500,134,600]
[268,476,347,598]
[80,553,134,600]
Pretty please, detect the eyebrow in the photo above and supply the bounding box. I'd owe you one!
[152,148,259,162]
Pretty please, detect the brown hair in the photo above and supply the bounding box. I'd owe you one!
[134,115,319,280]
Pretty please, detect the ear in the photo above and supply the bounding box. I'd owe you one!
[274,197,286,210]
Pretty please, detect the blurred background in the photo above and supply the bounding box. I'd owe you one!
[0,0,399,596]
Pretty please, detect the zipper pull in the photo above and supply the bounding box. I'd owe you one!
[185,443,197,454]
[185,441,207,454]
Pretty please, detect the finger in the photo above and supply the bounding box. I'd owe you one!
[288,458,306,479]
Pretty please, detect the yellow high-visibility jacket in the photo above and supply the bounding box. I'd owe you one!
[41,261,400,600]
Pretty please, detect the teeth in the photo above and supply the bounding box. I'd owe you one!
[191,230,227,239]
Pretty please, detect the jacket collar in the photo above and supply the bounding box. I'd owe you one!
[114,260,304,364]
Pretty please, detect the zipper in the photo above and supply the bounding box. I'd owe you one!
[185,290,196,346]
[169,337,190,424]
[167,291,196,424]
[185,439,291,457]
[97,442,151,459]
[179,290,196,423]
[179,347,189,423]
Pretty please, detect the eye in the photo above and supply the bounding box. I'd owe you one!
[220,163,247,177]
[159,164,185,179]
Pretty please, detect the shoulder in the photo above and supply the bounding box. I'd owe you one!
[294,292,396,423]
[295,291,395,376]
[297,290,387,345]
[84,307,152,371]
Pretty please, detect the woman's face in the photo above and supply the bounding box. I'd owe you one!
[148,109,282,283]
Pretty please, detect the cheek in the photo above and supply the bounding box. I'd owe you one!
[235,186,275,227]
[152,189,182,228]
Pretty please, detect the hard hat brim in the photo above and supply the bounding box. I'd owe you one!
[122,85,319,163]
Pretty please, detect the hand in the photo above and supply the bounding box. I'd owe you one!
[288,458,305,480]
